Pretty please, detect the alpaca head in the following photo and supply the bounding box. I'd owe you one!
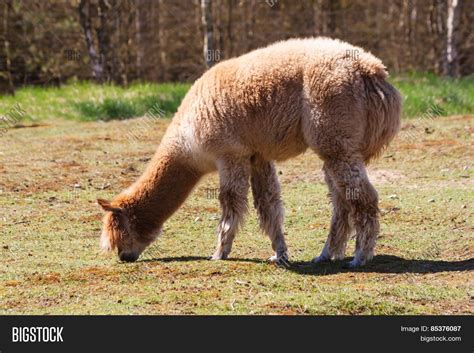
[97,198,152,262]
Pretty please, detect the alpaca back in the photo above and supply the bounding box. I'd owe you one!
[170,37,401,165]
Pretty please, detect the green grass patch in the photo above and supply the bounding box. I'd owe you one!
[0,73,472,123]
[390,72,474,119]
[0,81,190,122]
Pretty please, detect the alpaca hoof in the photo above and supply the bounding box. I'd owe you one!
[342,259,365,269]
[210,251,229,260]
[268,255,278,262]
[311,255,331,264]
[269,254,290,268]
[210,255,226,260]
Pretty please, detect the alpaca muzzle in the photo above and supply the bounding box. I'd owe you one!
[119,251,139,262]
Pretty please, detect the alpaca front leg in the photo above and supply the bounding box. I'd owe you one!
[211,158,250,260]
[250,157,288,265]
[211,214,239,260]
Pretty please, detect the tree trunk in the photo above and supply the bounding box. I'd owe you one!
[136,0,150,79]
[97,0,112,82]
[311,0,324,35]
[158,0,167,81]
[123,3,135,85]
[201,0,215,68]
[408,0,417,70]
[1,0,14,94]
[327,0,339,36]
[110,4,124,84]
[227,0,234,57]
[216,0,224,59]
[244,0,256,51]
[78,0,103,82]
[444,0,462,77]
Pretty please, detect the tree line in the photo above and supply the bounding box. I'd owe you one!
[0,0,472,93]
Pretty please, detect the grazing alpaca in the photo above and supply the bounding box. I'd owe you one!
[98,37,401,268]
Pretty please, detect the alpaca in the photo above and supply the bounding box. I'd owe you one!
[98,37,401,268]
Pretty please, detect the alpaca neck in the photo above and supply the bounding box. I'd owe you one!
[119,146,201,237]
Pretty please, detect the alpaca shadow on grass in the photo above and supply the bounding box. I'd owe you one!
[286,255,474,276]
[138,255,264,264]
[138,255,473,277]
[140,256,210,263]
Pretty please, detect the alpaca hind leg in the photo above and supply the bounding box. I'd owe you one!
[312,165,352,263]
[211,158,250,260]
[324,159,379,268]
[250,157,288,265]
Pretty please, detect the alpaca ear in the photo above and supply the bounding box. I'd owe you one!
[97,199,122,213]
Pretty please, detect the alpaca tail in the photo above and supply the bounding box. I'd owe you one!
[361,74,402,163]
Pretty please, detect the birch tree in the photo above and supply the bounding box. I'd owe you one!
[444,0,462,77]
[201,0,215,68]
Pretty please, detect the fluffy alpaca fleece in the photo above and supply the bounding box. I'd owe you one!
[99,37,401,268]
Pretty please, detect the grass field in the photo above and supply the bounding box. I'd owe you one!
[0,73,473,123]
[0,78,473,314]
